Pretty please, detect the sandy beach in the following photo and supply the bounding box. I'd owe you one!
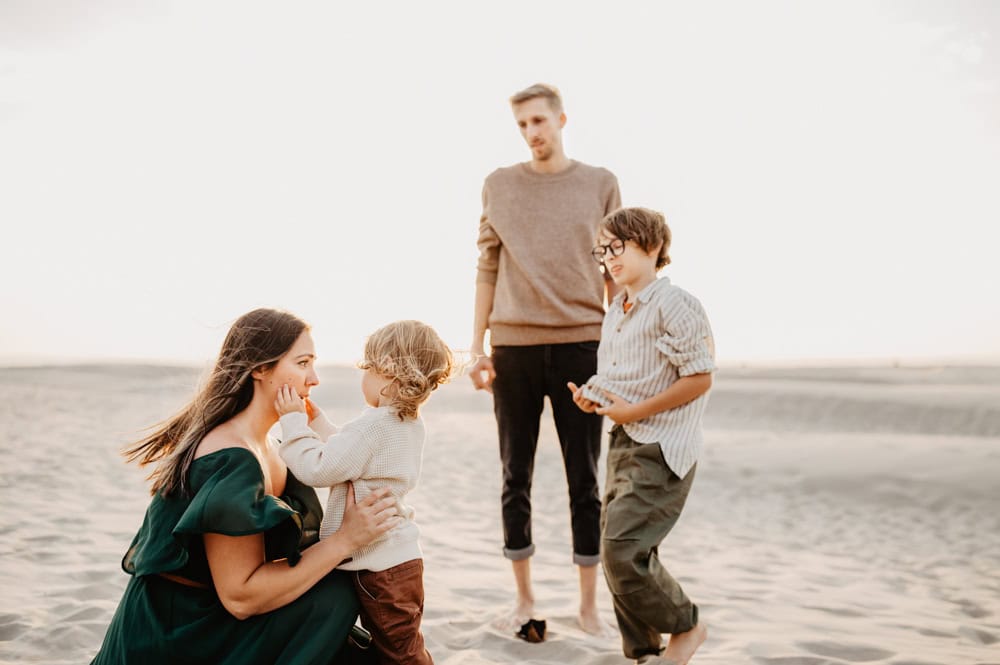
[1,363,999,664]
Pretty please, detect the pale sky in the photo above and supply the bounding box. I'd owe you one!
[2,1,998,367]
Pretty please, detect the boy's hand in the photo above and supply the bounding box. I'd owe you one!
[595,390,637,424]
[566,382,600,413]
[274,384,307,416]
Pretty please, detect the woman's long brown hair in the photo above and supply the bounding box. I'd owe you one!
[123,308,308,496]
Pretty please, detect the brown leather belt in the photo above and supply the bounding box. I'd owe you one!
[157,572,210,589]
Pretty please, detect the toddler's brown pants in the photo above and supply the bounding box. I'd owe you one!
[353,558,432,665]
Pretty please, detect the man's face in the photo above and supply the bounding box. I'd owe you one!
[512,97,565,162]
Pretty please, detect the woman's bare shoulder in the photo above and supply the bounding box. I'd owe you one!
[194,422,253,460]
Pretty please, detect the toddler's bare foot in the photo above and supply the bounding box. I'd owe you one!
[661,622,707,665]
[578,606,617,637]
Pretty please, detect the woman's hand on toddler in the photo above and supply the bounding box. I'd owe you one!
[274,384,307,416]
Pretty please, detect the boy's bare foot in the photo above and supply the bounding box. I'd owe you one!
[661,623,707,665]
[577,606,617,637]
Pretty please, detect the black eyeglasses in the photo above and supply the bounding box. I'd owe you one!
[591,238,626,263]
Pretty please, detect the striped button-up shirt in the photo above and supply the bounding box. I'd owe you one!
[582,276,715,478]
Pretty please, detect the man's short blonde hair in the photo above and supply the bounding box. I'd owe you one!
[509,83,563,113]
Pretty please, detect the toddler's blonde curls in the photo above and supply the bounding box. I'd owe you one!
[359,320,453,421]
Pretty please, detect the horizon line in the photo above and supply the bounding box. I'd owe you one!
[3,353,999,371]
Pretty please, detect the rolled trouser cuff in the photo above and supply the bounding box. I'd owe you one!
[503,544,535,561]
[574,552,601,566]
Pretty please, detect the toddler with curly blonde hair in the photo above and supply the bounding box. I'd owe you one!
[275,320,453,665]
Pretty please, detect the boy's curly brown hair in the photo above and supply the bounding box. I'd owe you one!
[601,207,672,269]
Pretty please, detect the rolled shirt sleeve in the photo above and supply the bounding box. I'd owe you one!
[654,302,716,377]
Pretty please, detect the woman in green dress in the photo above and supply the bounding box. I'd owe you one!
[91,308,400,665]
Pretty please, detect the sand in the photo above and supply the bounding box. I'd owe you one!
[1,364,999,664]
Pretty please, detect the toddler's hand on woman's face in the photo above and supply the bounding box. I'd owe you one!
[274,384,307,416]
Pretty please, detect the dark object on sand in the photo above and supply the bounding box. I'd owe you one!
[516,618,547,643]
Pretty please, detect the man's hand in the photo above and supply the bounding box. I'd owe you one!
[595,390,637,424]
[468,354,497,393]
[566,382,600,413]
[274,384,307,416]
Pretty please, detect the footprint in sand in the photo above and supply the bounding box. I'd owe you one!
[802,605,866,618]
[797,640,894,662]
[0,613,30,641]
[958,625,999,645]
[956,599,992,619]
[916,627,955,638]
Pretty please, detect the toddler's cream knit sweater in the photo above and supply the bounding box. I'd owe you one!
[279,406,424,572]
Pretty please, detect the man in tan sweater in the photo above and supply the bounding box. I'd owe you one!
[469,83,621,638]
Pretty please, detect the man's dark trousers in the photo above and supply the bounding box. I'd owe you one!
[491,342,603,565]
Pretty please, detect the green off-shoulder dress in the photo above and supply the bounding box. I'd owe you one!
[90,448,360,665]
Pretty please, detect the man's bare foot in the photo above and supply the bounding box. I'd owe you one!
[577,606,617,637]
[661,623,707,665]
[491,598,535,632]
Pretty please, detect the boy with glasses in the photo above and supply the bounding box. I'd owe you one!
[569,207,714,664]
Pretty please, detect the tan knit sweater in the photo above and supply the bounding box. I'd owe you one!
[476,160,621,346]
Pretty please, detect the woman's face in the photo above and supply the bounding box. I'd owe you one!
[257,330,320,399]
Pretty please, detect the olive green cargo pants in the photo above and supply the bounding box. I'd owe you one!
[601,426,699,660]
